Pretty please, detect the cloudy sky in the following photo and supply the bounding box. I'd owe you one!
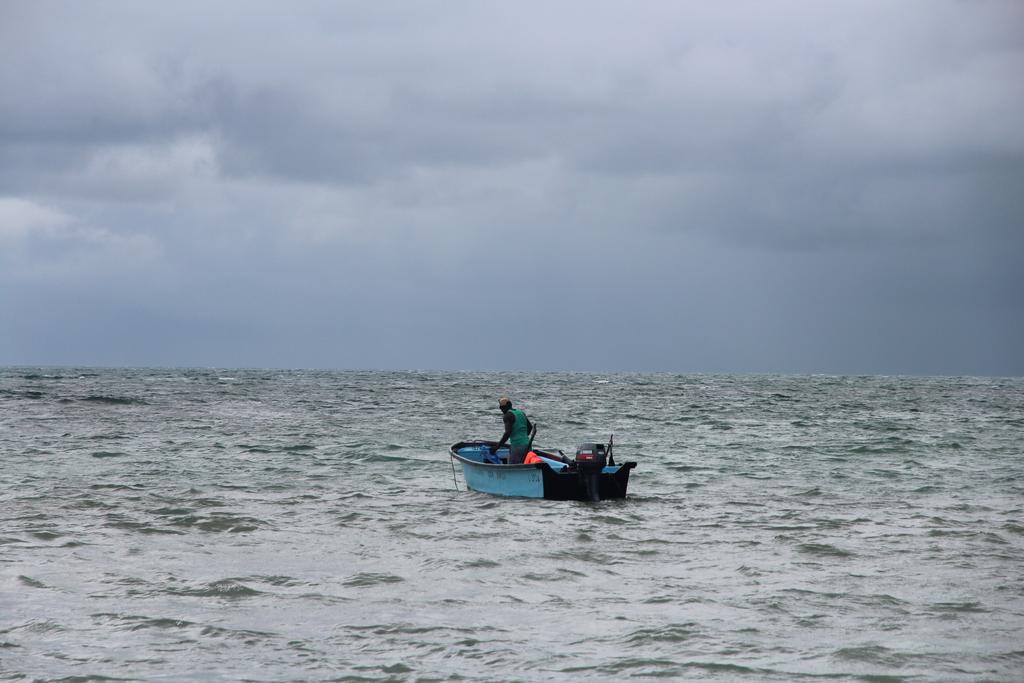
[1,1,1021,375]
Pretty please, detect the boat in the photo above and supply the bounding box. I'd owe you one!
[448,439,636,501]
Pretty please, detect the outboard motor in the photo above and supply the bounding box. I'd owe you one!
[575,442,607,502]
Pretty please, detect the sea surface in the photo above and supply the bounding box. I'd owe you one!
[1,368,1023,682]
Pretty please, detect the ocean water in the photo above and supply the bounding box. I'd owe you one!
[1,368,1022,682]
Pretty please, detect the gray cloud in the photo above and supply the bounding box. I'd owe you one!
[1,0,1022,374]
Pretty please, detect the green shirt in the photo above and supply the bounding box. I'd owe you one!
[509,408,530,446]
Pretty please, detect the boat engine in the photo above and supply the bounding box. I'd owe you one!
[574,442,607,502]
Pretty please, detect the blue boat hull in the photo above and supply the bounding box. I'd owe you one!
[450,441,636,501]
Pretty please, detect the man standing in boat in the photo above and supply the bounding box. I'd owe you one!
[490,397,534,464]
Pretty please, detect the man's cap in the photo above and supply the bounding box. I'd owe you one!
[498,396,511,408]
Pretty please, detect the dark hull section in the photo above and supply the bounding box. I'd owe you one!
[539,460,636,501]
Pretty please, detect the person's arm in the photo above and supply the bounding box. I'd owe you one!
[491,411,515,453]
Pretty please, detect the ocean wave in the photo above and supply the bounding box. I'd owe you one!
[104,520,184,535]
[17,576,47,589]
[169,579,264,599]
[81,395,148,405]
[928,601,988,614]
[0,389,46,400]
[91,451,127,458]
[623,623,701,644]
[281,443,316,452]
[833,643,909,668]
[2,619,65,635]
[90,612,278,643]
[342,573,405,587]
[796,543,855,558]
[167,513,267,533]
